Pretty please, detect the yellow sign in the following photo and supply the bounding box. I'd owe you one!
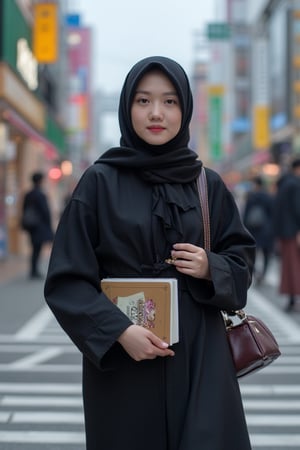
[253,105,270,150]
[208,85,225,95]
[33,3,58,63]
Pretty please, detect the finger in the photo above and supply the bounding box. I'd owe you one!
[146,331,170,349]
[173,243,198,252]
[173,256,194,267]
[155,348,175,357]
[171,250,193,262]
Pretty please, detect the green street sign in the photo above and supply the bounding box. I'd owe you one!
[207,23,231,40]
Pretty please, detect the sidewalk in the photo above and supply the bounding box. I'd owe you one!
[0,254,48,336]
[0,255,28,285]
[0,248,51,285]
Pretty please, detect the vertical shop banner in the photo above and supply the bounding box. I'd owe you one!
[207,23,232,160]
[33,3,58,63]
[252,38,270,150]
[208,86,224,160]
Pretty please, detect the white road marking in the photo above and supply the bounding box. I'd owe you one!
[14,306,53,341]
[0,334,71,344]
[0,344,77,352]
[246,415,300,426]
[248,289,300,342]
[247,366,300,374]
[0,363,81,372]
[1,396,82,407]
[240,385,300,395]
[244,400,300,410]
[12,411,84,424]
[0,413,11,423]
[10,347,63,369]
[0,382,81,393]
[0,431,85,444]
[250,434,300,446]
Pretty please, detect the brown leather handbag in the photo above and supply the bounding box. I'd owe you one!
[197,168,281,378]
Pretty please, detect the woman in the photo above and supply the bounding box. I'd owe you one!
[44,56,255,450]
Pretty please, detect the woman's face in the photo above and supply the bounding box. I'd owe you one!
[131,70,182,146]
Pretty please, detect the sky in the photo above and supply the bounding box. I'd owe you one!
[71,0,220,94]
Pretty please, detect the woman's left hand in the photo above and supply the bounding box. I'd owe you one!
[167,243,211,279]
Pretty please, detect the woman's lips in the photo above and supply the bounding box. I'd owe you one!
[147,126,165,133]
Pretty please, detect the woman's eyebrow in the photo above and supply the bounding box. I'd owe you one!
[134,89,178,95]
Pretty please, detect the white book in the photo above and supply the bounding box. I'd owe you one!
[101,278,179,345]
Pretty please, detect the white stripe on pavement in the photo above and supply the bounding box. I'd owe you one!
[0,382,81,393]
[0,334,71,344]
[0,364,81,372]
[244,400,300,410]
[12,411,84,424]
[246,415,300,426]
[248,366,300,374]
[250,434,300,446]
[248,290,300,342]
[1,396,82,407]
[240,385,300,395]
[268,356,300,364]
[273,345,300,354]
[14,306,53,341]
[0,431,85,444]
[0,344,77,353]
[0,413,11,423]
[10,347,63,369]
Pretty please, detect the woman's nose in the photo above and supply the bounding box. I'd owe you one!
[149,102,163,119]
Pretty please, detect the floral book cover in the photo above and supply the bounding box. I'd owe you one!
[101,278,178,344]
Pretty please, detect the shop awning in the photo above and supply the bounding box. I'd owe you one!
[2,109,58,160]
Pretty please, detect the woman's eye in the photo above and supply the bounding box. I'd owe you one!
[137,98,149,104]
[166,98,177,105]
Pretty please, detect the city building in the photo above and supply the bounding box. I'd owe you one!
[0,0,67,260]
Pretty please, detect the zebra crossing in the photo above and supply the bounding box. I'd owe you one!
[0,310,85,448]
[0,270,300,448]
[240,281,300,449]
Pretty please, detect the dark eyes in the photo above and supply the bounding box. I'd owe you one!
[137,98,149,104]
[135,97,178,105]
[165,99,177,105]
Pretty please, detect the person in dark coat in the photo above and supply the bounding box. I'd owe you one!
[273,158,300,311]
[44,56,255,450]
[243,175,274,284]
[22,172,54,279]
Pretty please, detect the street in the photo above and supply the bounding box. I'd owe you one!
[0,258,300,449]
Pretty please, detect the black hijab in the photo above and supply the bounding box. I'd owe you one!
[95,56,202,183]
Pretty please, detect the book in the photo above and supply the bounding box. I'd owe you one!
[101,278,179,345]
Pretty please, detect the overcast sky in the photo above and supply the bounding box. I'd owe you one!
[71,0,220,94]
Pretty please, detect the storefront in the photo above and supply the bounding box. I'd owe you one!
[0,0,65,259]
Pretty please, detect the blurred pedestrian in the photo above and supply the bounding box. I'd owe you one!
[44,56,255,450]
[21,172,54,279]
[243,175,274,284]
[274,158,300,311]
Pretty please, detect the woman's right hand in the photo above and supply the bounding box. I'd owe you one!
[117,325,175,361]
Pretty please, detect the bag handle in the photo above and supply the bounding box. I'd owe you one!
[197,168,211,251]
[197,167,244,320]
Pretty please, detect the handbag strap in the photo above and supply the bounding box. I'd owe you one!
[196,167,243,320]
[197,168,211,251]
